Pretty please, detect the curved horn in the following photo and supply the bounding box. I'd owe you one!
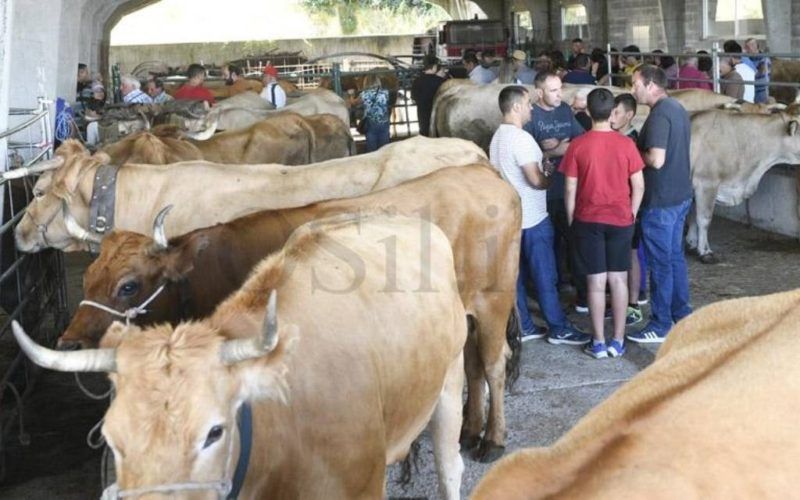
[721,102,742,110]
[137,110,151,131]
[185,116,218,141]
[767,103,787,111]
[220,290,279,365]
[152,205,174,250]
[0,156,65,181]
[62,201,103,245]
[12,321,116,372]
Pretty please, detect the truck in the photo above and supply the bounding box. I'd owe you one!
[437,19,508,59]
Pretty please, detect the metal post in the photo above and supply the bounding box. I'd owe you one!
[711,42,721,94]
[332,63,343,98]
[605,43,612,87]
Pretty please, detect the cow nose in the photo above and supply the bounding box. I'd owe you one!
[56,338,83,351]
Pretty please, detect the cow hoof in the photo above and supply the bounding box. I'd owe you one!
[459,432,481,452]
[699,253,719,264]
[685,245,699,256]
[475,440,505,463]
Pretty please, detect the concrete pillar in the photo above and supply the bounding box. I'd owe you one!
[0,0,15,172]
[763,0,791,52]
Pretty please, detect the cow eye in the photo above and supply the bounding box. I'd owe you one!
[33,189,44,199]
[118,281,139,297]
[203,425,224,449]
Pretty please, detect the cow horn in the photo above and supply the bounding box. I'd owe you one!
[62,201,103,245]
[185,117,218,141]
[137,110,151,131]
[0,156,65,181]
[220,290,279,365]
[722,102,742,110]
[12,320,116,372]
[152,205,174,250]
[767,103,787,111]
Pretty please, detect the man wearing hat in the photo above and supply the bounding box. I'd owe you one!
[260,64,287,109]
[512,50,536,85]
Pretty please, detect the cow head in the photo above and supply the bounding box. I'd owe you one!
[13,290,293,498]
[58,208,210,350]
[15,140,105,253]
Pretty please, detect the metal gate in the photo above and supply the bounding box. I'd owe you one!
[0,99,69,480]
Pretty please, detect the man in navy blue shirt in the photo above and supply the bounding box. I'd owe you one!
[627,65,693,344]
[524,71,586,310]
[563,54,596,85]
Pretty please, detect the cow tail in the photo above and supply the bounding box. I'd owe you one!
[347,132,356,156]
[428,98,439,137]
[396,438,421,486]
[505,306,522,390]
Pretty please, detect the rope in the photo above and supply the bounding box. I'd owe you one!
[86,415,106,450]
[80,284,166,325]
[54,107,74,142]
[74,372,112,400]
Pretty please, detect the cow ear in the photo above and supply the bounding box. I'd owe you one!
[162,234,210,281]
[233,321,299,404]
[789,121,799,136]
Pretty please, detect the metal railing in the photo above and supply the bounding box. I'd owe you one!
[605,42,800,99]
[0,98,69,481]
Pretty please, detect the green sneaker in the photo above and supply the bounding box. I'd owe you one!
[626,306,643,326]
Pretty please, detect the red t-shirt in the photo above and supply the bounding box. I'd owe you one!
[560,130,644,226]
[173,84,216,105]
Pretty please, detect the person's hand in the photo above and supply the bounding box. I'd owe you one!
[541,138,560,151]
[542,156,555,177]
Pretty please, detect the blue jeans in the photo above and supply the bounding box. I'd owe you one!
[516,217,568,333]
[640,199,692,334]
[365,120,390,152]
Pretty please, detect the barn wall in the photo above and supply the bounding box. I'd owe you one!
[108,34,420,74]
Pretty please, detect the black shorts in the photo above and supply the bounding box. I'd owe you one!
[631,216,643,249]
[572,221,634,275]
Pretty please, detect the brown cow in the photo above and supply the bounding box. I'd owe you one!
[14,213,467,499]
[15,136,486,253]
[59,164,521,463]
[472,288,800,498]
[100,112,352,165]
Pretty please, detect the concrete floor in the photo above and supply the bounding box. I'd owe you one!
[1,216,800,499]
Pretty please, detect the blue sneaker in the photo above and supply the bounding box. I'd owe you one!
[547,325,592,345]
[607,339,626,357]
[626,326,667,344]
[583,341,608,359]
[520,328,546,342]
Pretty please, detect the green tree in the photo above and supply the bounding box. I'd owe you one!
[301,0,437,35]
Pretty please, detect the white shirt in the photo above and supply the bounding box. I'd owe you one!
[260,82,287,108]
[469,65,496,85]
[489,124,547,229]
[735,62,756,103]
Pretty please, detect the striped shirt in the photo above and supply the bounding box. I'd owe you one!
[489,124,547,229]
[123,89,153,104]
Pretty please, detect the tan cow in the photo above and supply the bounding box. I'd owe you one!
[14,136,486,253]
[100,112,352,165]
[668,88,737,112]
[13,213,467,499]
[58,164,521,462]
[429,82,647,151]
[197,89,350,131]
[473,288,800,499]
[686,109,800,261]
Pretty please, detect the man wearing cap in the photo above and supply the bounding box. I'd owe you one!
[512,50,536,85]
[260,65,287,109]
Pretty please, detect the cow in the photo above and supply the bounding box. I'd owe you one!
[429,82,648,151]
[195,89,350,132]
[472,288,800,499]
[668,88,737,112]
[770,58,800,105]
[717,101,794,114]
[12,213,468,499]
[58,164,522,463]
[686,109,800,262]
[102,112,353,165]
[13,135,487,253]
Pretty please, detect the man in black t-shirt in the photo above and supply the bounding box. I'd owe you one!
[411,55,446,137]
[627,65,693,345]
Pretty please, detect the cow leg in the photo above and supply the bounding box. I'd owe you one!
[685,199,699,254]
[429,351,465,500]
[694,185,719,263]
[474,301,509,463]
[460,317,484,452]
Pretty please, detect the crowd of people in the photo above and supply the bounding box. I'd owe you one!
[456,37,771,104]
[489,63,695,359]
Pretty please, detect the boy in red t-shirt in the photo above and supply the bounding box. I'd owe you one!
[560,88,645,359]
